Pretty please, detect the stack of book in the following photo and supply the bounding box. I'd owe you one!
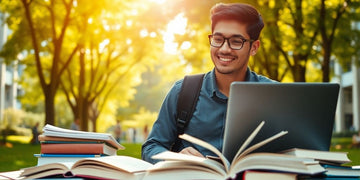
[241,148,358,180]
[35,124,124,166]
[282,148,359,180]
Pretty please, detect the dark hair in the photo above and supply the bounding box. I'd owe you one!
[210,3,264,40]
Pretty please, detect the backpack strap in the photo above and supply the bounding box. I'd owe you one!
[170,73,205,151]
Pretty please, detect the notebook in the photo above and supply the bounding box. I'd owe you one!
[222,82,340,163]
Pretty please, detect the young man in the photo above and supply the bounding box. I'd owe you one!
[142,3,274,164]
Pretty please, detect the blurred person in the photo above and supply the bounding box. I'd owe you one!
[70,118,80,130]
[114,120,122,143]
[143,125,149,141]
[353,131,360,148]
[30,122,40,145]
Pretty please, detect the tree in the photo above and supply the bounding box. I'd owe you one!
[254,0,359,82]
[322,0,360,77]
[59,0,171,131]
[1,0,79,125]
[166,0,359,82]
[250,1,288,81]
[0,0,169,130]
[319,0,351,82]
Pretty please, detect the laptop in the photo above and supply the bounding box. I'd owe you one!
[222,82,340,162]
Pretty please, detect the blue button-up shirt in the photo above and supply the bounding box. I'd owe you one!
[141,68,274,164]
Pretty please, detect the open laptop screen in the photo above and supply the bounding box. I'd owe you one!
[222,82,339,163]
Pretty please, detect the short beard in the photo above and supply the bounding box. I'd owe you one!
[214,52,250,75]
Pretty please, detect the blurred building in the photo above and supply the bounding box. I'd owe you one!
[332,20,360,133]
[332,59,360,132]
[0,13,22,123]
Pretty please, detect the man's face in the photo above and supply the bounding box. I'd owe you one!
[210,20,255,76]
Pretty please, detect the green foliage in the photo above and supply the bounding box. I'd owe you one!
[0,0,176,130]
[146,0,360,82]
[0,108,44,138]
[1,109,24,128]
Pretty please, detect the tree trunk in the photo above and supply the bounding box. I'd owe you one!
[1,130,7,145]
[78,45,86,131]
[290,55,307,82]
[81,99,89,131]
[294,64,306,82]
[44,86,56,125]
[322,47,331,82]
[89,102,99,132]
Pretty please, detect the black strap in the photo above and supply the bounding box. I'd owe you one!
[170,73,205,151]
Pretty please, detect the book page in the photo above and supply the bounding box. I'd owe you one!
[180,121,288,170]
[145,161,226,180]
[73,156,153,173]
[229,153,324,176]
[42,124,124,149]
[21,162,74,176]
[179,134,230,173]
[151,151,226,176]
[39,135,105,144]
[233,121,265,160]
[179,121,268,170]
[0,170,23,180]
[233,130,288,163]
[280,148,351,164]
[43,124,113,139]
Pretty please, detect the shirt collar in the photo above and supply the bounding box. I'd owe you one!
[245,67,252,81]
[208,67,255,102]
[209,69,228,103]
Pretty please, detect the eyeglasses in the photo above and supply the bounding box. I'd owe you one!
[208,34,254,50]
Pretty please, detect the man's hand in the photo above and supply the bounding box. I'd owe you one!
[179,147,204,157]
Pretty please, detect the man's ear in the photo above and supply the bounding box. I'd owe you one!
[250,40,260,56]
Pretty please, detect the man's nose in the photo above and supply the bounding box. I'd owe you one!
[219,40,232,52]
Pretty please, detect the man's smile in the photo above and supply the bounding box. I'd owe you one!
[218,54,236,62]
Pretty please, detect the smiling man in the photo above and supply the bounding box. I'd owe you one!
[142,3,275,164]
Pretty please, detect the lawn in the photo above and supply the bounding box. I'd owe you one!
[0,136,143,172]
[0,136,359,172]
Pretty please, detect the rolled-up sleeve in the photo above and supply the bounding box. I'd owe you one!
[141,81,181,164]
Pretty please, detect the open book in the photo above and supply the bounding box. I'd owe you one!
[41,124,124,150]
[20,156,153,180]
[144,121,325,180]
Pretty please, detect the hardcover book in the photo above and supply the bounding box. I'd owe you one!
[322,164,360,177]
[281,148,351,165]
[34,154,105,166]
[242,170,297,180]
[40,141,117,156]
[41,124,124,150]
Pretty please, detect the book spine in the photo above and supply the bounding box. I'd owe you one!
[34,154,104,157]
[41,141,103,144]
[40,143,113,155]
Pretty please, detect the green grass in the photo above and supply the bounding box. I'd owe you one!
[0,136,142,172]
[0,136,359,172]
[0,141,40,172]
[330,137,360,166]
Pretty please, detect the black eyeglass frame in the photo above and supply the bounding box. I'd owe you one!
[208,34,254,50]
